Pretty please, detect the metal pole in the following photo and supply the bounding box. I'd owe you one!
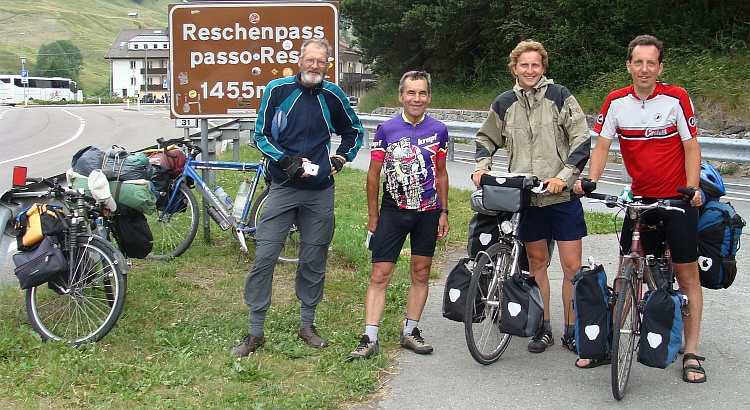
[20,32,26,107]
[201,119,211,243]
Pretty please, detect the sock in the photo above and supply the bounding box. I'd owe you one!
[543,320,552,332]
[365,324,379,343]
[564,323,575,336]
[404,318,419,336]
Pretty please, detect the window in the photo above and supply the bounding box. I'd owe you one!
[130,61,136,69]
[162,43,168,49]
[131,77,136,85]
[133,44,139,50]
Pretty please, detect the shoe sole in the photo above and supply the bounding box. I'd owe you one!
[528,342,554,353]
[400,343,433,354]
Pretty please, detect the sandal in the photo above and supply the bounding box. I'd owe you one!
[575,355,611,369]
[682,353,707,383]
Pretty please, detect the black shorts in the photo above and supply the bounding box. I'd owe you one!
[619,200,699,264]
[370,208,440,263]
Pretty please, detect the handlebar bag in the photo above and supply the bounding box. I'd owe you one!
[13,236,68,290]
[499,273,545,337]
[15,204,68,251]
[480,175,536,213]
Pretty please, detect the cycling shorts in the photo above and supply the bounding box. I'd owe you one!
[370,208,440,263]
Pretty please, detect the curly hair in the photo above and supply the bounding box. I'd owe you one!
[508,40,549,74]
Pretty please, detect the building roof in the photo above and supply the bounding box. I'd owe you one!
[105,29,170,60]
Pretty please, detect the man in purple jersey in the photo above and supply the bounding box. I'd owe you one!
[349,71,450,360]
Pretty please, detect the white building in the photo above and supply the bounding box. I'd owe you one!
[338,37,376,98]
[105,29,170,100]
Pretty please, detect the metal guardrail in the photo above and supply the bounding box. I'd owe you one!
[358,114,750,163]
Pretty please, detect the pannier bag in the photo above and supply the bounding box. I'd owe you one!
[499,273,544,337]
[148,149,187,174]
[479,174,537,213]
[13,237,68,290]
[110,205,154,259]
[442,258,474,322]
[467,213,501,258]
[15,203,68,251]
[572,264,612,360]
[697,200,745,289]
[637,288,684,369]
[150,164,176,211]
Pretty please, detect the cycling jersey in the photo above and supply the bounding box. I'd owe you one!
[371,113,449,211]
[593,82,698,198]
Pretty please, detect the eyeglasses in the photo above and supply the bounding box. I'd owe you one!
[302,57,328,68]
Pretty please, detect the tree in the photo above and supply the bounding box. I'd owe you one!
[34,40,83,80]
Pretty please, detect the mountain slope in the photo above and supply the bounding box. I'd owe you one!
[0,0,173,94]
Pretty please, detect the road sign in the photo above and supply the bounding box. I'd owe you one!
[175,118,198,128]
[168,2,339,119]
[20,70,28,84]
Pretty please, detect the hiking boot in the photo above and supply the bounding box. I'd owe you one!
[561,333,577,353]
[298,324,329,348]
[528,328,554,353]
[231,333,265,357]
[400,327,433,354]
[348,335,379,360]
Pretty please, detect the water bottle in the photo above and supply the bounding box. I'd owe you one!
[213,185,233,210]
[94,217,108,238]
[618,186,634,203]
[232,178,251,220]
[206,206,231,230]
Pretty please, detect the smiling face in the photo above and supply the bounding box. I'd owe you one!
[298,43,329,87]
[398,77,431,125]
[627,44,663,97]
[511,51,545,90]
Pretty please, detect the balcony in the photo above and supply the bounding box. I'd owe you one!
[140,67,168,75]
[341,73,375,84]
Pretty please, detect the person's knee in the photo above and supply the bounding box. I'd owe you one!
[369,264,394,287]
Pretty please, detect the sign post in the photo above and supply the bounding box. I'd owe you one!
[168,2,339,119]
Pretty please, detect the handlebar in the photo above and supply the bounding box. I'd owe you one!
[578,178,693,212]
[156,137,199,158]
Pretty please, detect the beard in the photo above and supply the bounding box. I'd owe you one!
[300,68,325,86]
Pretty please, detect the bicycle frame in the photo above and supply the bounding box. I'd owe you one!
[164,157,266,232]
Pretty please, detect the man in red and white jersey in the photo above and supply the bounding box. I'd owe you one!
[574,35,706,383]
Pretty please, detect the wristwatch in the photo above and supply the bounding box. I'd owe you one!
[439,209,449,215]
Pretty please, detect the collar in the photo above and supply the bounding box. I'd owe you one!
[401,111,426,126]
[629,81,663,101]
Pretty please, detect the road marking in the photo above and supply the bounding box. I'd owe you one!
[0,109,85,165]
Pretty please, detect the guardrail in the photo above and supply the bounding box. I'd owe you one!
[358,114,750,163]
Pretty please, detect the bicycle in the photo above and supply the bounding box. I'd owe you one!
[144,137,300,262]
[3,171,128,345]
[463,174,548,365]
[582,181,694,400]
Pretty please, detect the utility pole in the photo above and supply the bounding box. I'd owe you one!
[20,32,27,106]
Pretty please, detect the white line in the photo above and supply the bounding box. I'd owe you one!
[0,109,85,165]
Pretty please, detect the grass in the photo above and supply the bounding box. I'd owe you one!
[0,146,621,409]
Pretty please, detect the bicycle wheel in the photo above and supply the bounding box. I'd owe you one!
[611,263,638,401]
[248,188,300,264]
[464,242,513,365]
[26,235,127,346]
[146,182,199,260]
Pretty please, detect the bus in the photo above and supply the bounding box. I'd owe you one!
[0,75,77,106]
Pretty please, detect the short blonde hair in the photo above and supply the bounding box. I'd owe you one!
[508,40,549,74]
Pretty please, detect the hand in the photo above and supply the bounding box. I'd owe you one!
[544,177,567,194]
[471,170,488,188]
[691,188,704,207]
[280,156,304,178]
[437,212,450,240]
[330,154,346,175]
[366,216,378,233]
[573,179,584,195]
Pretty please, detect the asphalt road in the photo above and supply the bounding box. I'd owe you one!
[343,136,750,409]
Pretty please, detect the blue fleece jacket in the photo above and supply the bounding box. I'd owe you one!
[253,73,364,190]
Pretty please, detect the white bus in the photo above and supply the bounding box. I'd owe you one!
[0,75,77,106]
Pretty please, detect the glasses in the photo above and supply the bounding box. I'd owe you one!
[302,57,328,68]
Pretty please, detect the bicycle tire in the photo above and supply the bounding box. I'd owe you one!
[464,242,513,365]
[26,235,127,346]
[146,182,199,260]
[248,188,300,264]
[611,263,638,401]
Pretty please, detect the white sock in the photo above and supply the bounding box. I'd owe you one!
[365,324,379,343]
[403,319,419,336]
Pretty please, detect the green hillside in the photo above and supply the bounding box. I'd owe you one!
[0,0,173,94]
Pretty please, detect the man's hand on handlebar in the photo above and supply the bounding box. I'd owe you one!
[471,169,488,188]
[544,177,567,194]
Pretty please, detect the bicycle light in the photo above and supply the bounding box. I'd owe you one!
[12,166,27,187]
